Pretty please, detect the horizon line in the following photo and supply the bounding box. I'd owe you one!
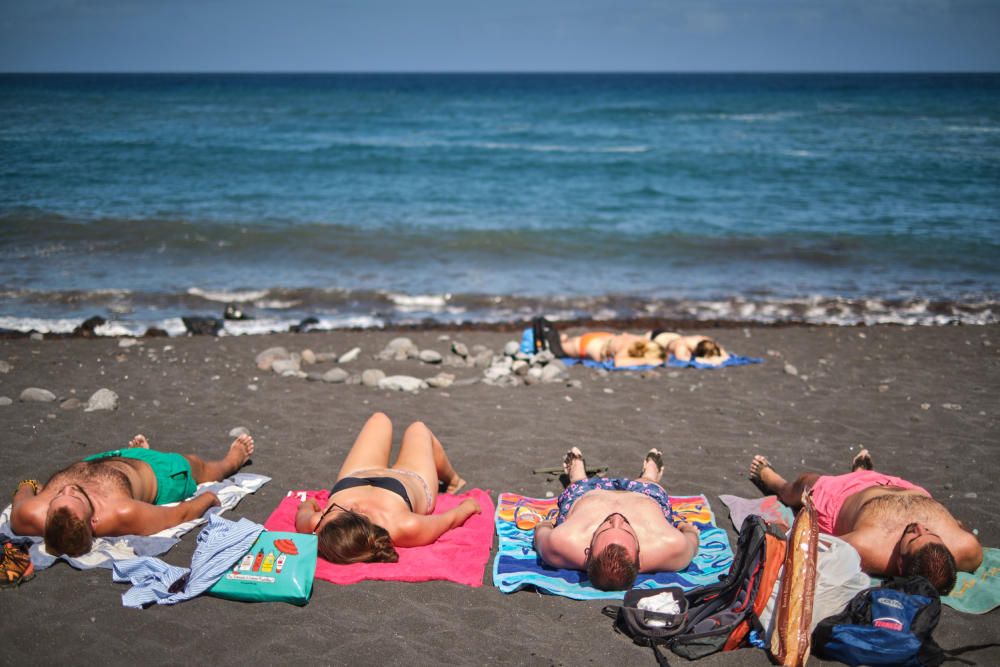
[3,69,1000,76]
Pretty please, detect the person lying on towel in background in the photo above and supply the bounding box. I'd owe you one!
[645,329,730,366]
[749,448,982,594]
[10,434,254,557]
[531,317,728,366]
[533,447,699,590]
[295,412,479,564]
[560,331,666,367]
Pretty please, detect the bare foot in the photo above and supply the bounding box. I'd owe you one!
[639,448,664,482]
[224,433,255,472]
[749,455,786,495]
[444,473,467,495]
[128,434,150,449]
[851,448,873,472]
[563,447,587,482]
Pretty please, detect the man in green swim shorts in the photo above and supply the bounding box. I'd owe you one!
[10,433,255,557]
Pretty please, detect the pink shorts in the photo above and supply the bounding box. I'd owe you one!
[809,470,930,535]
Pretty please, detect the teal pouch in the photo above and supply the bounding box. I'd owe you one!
[208,531,316,606]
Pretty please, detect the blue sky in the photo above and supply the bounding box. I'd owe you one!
[2,0,999,72]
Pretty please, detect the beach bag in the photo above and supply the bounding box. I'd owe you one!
[667,514,787,660]
[811,576,944,667]
[208,531,316,606]
[603,515,786,665]
[602,587,688,666]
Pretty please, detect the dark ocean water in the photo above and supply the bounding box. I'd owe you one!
[1,73,999,335]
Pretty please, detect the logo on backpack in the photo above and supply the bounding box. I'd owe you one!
[876,596,904,609]
[872,617,904,631]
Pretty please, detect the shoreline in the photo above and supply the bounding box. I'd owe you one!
[2,323,998,665]
[3,312,995,341]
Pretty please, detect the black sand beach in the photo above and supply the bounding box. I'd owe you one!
[2,324,998,666]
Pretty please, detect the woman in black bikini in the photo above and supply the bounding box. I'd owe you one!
[295,412,480,563]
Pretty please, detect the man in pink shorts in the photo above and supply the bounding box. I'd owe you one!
[749,449,982,595]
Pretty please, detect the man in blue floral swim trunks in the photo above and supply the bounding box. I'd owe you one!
[533,447,700,591]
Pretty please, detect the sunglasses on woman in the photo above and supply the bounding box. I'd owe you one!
[313,502,356,534]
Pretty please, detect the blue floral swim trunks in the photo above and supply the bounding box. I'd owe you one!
[555,477,674,526]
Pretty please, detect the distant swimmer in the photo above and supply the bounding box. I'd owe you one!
[748,448,982,594]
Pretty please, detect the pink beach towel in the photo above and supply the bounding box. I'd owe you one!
[264,489,495,587]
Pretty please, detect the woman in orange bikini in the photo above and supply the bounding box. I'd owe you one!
[561,331,665,367]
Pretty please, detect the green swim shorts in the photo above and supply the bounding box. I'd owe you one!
[83,448,198,505]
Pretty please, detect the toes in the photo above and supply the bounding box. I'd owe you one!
[749,455,770,477]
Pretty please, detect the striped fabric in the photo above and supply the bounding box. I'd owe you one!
[113,515,263,609]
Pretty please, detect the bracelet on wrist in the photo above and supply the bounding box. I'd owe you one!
[13,479,40,500]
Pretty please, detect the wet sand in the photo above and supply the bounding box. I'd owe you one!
[2,324,998,665]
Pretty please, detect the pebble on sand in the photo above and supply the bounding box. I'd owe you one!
[0,360,13,373]
[425,372,455,389]
[361,369,386,387]
[60,398,82,410]
[322,368,350,384]
[270,357,301,375]
[379,338,418,361]
[229,426,250,438]
[85,388,119,412]
[0,396,12,406]
[20,388,57,402]
[378,375,426,392]
[419,349,443,364]
[783,363,799,376]
[255,346,289,371]
[338,347,362,364]
[483,366,511,382]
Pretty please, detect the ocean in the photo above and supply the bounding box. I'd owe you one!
[1,73,998,335]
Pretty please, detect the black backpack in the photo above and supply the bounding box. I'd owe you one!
[603,515,787,666]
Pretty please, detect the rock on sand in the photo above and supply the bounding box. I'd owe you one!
[256,347,289,371]
[419,349,443,364]
[85,388,119,412]
[378,375,426,392]
[361,369,386,387]
[338,347,361,364]
[425,372,455,389]
[20,388,57,402]
[322,368,350,384]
